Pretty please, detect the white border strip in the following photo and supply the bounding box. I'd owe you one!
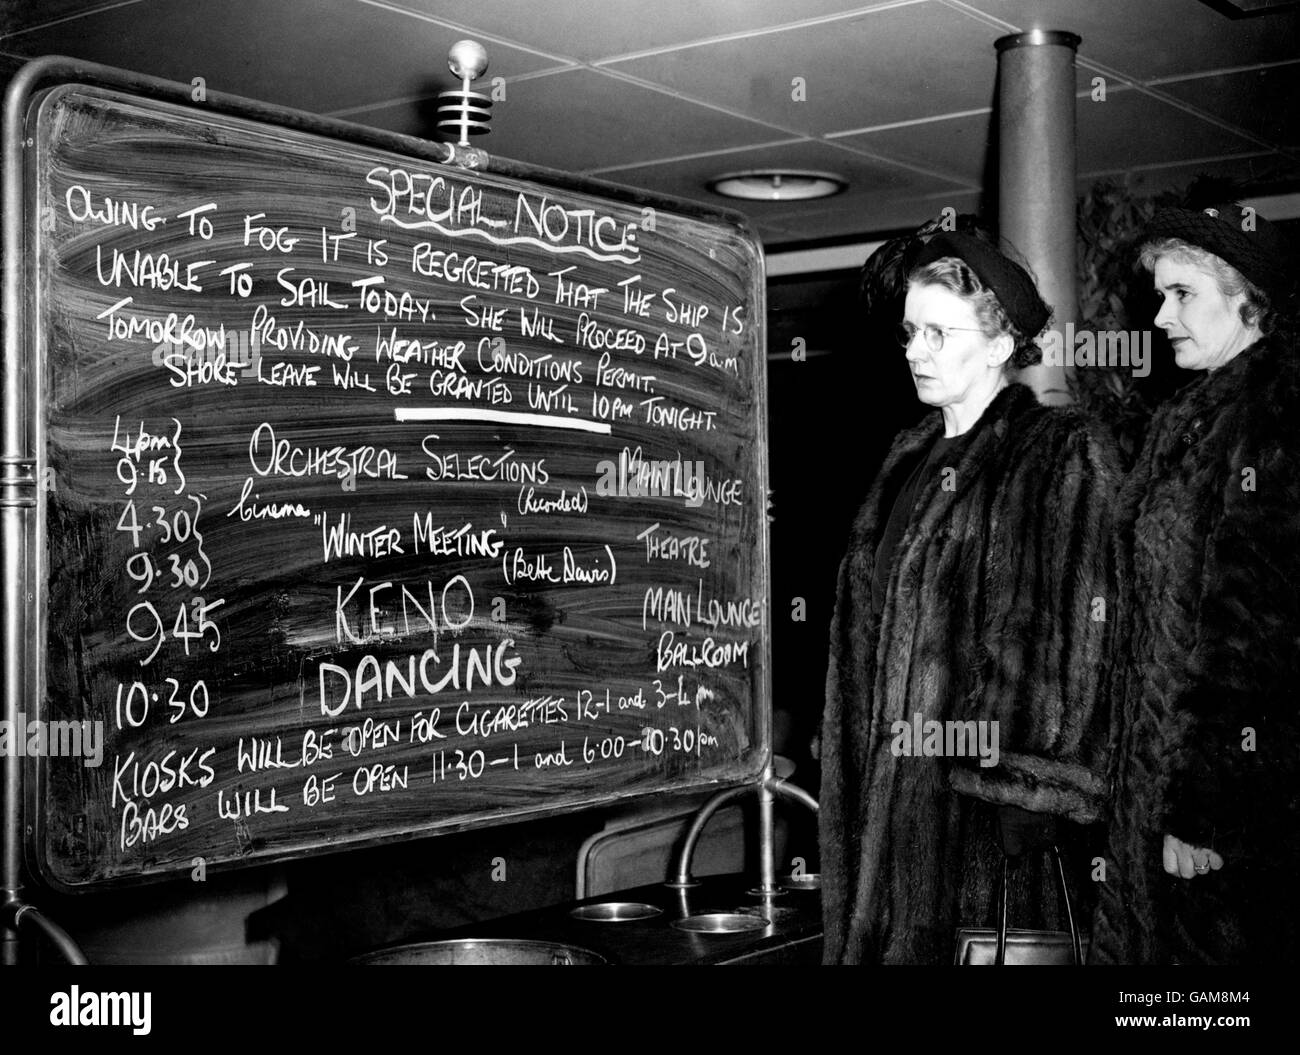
[765,241,882,277]
[395,407,613,434]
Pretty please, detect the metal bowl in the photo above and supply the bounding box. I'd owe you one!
[779,872,822,891]
[569,901,663,923]
[671,912,769,934]
[351,938,608,965]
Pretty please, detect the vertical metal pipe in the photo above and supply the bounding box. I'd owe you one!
[996,30,1080,405]
[1,59,43,967]
[757,762,776,895]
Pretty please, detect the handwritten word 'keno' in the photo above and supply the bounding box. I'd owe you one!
[365,166,640,265]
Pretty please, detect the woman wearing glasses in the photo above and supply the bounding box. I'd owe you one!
[820,230,1121,964]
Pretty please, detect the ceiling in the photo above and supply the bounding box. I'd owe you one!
[1,0,1297,249]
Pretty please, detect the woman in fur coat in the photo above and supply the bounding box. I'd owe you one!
[1090,205,1300,965]
[820,231,1121,965]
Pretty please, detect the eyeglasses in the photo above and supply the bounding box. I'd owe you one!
[896,322,984,352]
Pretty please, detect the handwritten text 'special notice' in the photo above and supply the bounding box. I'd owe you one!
[27,84,769,887]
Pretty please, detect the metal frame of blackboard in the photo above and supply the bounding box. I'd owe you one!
[2,55,775,911]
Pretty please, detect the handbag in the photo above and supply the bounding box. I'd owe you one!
[953,844,1087,965]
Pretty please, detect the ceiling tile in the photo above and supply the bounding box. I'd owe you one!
[833,110,993,186]
[758,187,985,245]
[1078,152,1300,199]
[0,0,133,35]
[380,0,894,62]
[956,0,1300,81]
[476,67,783,169]
[765,185,984,240]
[346,95,450,138]
[607,3,1005,135]
[1077,89,1260,173]
[599,139,970,244]
[0,48,29,79]
[753,218,806,244]
[356,66,783,169]
[3,0,557,113]
[598,138,964,206]
[1159,64,1300,148]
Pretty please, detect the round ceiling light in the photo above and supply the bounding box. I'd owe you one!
[708,169,847,202]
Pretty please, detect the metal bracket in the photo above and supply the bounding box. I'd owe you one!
[443,143,490,171]
[0,457,37,508]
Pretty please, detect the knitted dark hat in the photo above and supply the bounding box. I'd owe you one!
[1145,204,1293,295]
[913,232,1051,337]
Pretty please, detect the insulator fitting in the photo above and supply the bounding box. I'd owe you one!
[439,40,492,147]
[436,90,492,144]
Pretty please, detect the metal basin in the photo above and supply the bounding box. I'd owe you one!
[672,912,769,934]
[570,901,663,923]
[351,938,608,965]
[779,872,822,892]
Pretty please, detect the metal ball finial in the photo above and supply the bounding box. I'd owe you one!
[440,40,493,146]
[448,40,489,82]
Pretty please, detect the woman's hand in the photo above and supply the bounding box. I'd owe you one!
[1163,834,1225,879]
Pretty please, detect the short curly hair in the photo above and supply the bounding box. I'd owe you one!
[1140,236,1277,336]
[907,255,1046,369]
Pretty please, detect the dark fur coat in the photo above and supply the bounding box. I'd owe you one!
[820,383,1122,965]
[1090,336,1300,965]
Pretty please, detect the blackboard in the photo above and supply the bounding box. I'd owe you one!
[12,78,769,889]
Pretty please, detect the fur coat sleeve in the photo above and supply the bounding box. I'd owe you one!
[945,409,1122,821]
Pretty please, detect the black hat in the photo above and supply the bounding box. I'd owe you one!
[913,232,1051,337]
[1145,204,1293,296]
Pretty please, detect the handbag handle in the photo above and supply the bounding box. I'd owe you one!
[994,844,1083,965]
